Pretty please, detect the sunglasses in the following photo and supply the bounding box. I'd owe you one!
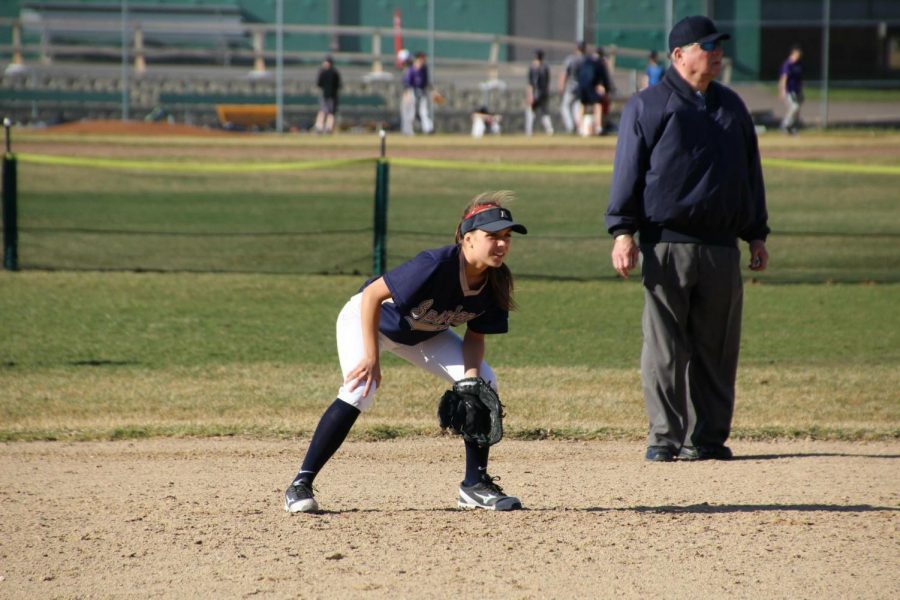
[688,40,722,52]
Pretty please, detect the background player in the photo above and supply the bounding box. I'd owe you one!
[313,56,341,134]
[525,49,554,136]
[778,44,804,134]
[558,41,586,134]
[577,45,613,136]
[284,191,528,513]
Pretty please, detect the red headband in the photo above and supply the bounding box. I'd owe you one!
[463,204,500,220]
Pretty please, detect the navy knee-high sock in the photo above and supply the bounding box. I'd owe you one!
[463,440,490,486]
[293,399,360,485]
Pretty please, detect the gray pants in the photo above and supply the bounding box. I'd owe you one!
[781,91,803,131]
[559,88,579,133]
[640,243,743,449]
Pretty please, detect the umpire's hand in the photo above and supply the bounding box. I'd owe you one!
[749,239,769,271]
[611,233,640,279]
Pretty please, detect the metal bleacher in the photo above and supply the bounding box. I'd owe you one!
[0,3,651,132]
[19,1,246,50]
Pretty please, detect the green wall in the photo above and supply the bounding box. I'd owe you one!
[1,0,503,61]
[4,0,767,77]
[351,0,508,61]
[239,0,330,53]
[593,0,762,80]
[0,0,17,53]
[0,0,330,54]
[593,0,686,67]
[712,0,761,81]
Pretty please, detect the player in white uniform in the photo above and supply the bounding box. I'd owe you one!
[284,191,528,513]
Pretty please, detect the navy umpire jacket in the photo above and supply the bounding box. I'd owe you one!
[605,67,769,246]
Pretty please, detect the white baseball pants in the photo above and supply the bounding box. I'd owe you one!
[335,293,497,412]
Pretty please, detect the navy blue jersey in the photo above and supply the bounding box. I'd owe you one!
[361,244,508,345]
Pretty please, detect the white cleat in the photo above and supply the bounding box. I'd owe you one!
[284,481,319,513]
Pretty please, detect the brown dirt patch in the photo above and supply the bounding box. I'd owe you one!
[38,120,231,137]
[1,438,897,598]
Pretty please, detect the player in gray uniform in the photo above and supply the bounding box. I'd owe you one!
[559,41,585,134]
[284,191,528,513]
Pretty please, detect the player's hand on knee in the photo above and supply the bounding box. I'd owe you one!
[346,357,381,396]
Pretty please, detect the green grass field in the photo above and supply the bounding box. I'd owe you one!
[14,132,900,282]
[760,85,900,103]
[1,131,898,441]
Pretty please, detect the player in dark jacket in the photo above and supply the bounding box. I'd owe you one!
[284,192,527,513]
[605,15,769,463]
[577,46,612,135]
[314,56,341,134]
[526,49,553,135]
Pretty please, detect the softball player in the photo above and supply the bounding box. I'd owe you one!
[284,191,527,513]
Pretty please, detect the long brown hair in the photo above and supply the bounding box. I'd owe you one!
[455,191,517,312]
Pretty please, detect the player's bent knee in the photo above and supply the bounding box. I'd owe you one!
[337,383,377,412]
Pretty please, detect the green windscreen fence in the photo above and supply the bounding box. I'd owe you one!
[383,160,613,281]
[13,154,617,280]
[10,152,900,282]
[16,155,378,275]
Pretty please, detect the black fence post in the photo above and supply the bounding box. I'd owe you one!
[372,129,389,276]
[2,118,18,271]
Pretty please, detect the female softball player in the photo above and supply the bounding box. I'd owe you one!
[284,191,527,513]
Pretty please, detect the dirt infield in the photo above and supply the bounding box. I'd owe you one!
[1,438,897,599]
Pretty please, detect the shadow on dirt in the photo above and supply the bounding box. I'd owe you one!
[582,503,899,514]
[731,453,900,460]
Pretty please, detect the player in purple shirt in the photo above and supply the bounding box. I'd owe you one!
[405,51,433,134]
[779,45,804,134]
[284,192,528,513]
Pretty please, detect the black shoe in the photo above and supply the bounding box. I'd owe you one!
[458,474,523,511]
[678,446,700,461]
[645,446,676,462]
[697,445,734,460]
[284,480,319,513]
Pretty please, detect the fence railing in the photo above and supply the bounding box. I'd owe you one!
[0,17,656,82]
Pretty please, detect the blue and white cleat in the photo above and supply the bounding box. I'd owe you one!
[284,480,319,514]
[458,474,522,511]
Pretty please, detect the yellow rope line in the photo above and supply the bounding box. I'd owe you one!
[14,153,900,176]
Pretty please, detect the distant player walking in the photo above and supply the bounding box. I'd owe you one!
[525,49,554,136]
[778,45,804,134]
[284,191,528,513]
[558,41,586,133]
[314,56,341,134]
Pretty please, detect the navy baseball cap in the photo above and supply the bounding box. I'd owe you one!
[668,16,730,52]
[459,206,528,236]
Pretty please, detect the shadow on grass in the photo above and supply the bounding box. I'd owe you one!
[69,359,140,367]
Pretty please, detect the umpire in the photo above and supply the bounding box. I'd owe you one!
[604,15,770,462]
